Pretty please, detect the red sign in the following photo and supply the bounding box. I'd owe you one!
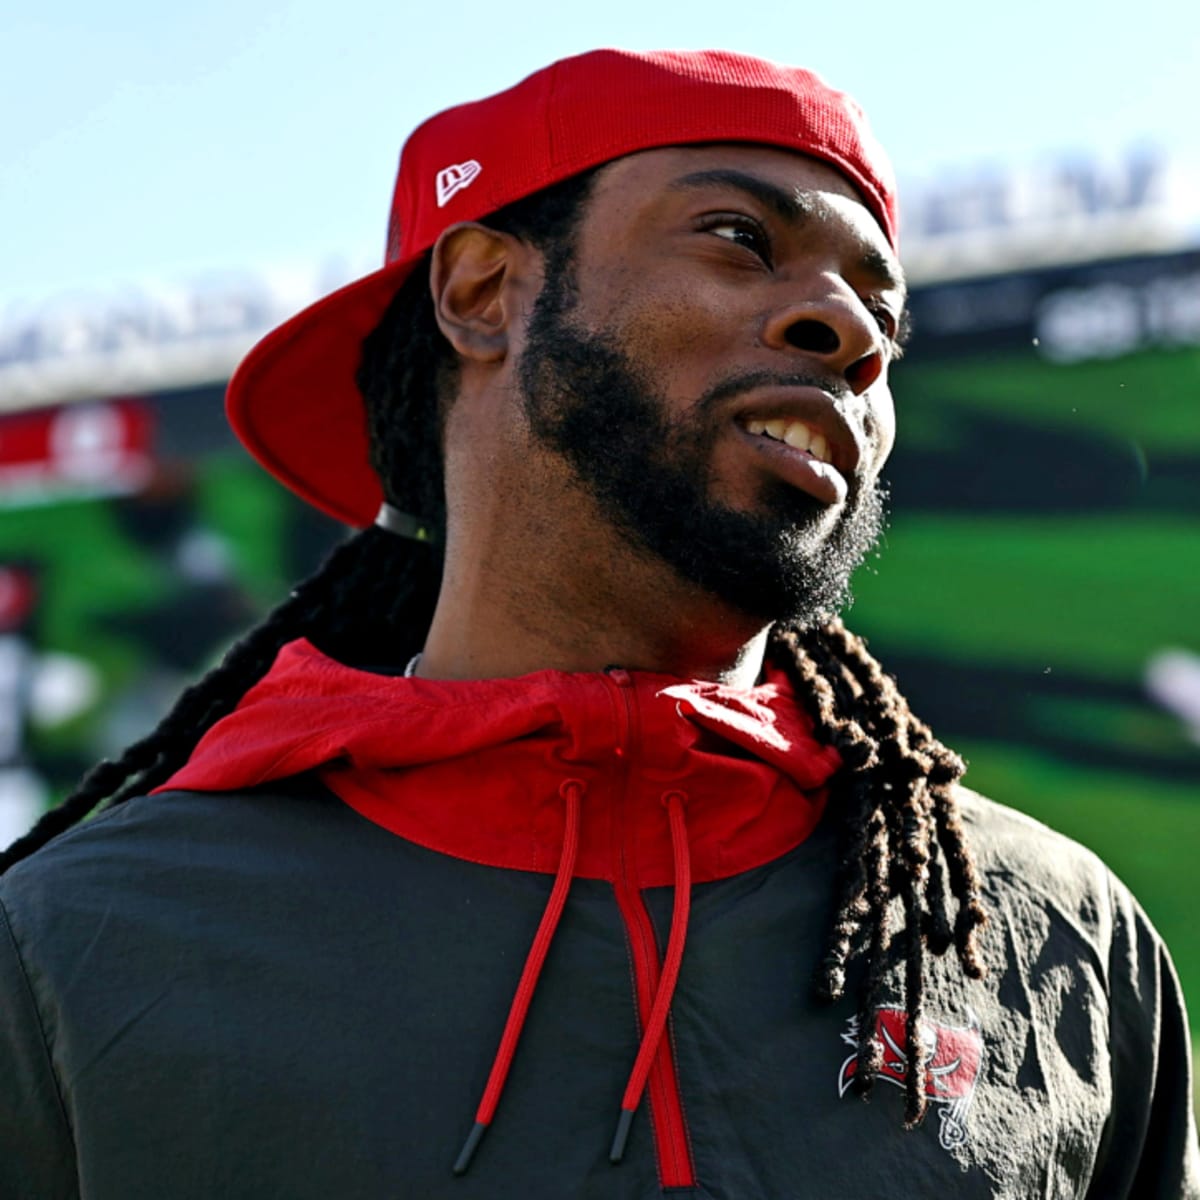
[0,399,154,501]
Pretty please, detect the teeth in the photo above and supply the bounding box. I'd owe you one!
[782,423,812,452]
[746,418,832,464]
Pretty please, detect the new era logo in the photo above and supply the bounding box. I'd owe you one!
[436,160,482,207]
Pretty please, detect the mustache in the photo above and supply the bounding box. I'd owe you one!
[697,368,854,414]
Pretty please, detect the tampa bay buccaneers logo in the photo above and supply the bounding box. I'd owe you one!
[838,1008,984,1151]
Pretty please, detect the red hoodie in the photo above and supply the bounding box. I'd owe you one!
[163,637,843,889]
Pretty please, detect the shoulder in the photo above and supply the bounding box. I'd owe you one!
[0,778,368,935]
[0,778,404,1056]
[952,785,1159,975]
[943,801,1200,1190]
[954,784,1111,893]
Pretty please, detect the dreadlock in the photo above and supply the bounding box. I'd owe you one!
[0,167,986,1128]
[772,620,986,1124]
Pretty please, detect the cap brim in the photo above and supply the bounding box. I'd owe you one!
[226,253,422,528]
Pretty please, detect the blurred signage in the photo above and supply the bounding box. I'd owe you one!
[907,248,1200,364]
[907,152,1163,237]
[902,150,1200,281]
[1035,268,1200,363]
[0,399,155,504]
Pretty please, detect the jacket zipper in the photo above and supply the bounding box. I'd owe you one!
[604,669,696,1190]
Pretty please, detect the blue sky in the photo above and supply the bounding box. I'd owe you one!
[3,0,1197,310]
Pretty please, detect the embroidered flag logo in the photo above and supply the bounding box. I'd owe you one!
[838,1007,984,1151]
[436,160,482,207]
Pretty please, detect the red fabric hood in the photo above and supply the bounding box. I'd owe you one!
[162,638,841,886]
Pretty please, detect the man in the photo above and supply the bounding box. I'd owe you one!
[1,49,1197,1197]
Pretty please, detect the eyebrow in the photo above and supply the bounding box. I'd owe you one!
[859,246,907,298]
[667,167,907,297]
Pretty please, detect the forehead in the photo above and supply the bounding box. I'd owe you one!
[584,143,897,268]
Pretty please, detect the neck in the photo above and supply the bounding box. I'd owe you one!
[417,518,773,688]
[421,394,781,687]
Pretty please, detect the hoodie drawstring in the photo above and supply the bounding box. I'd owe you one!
[453,778,584,1175]
[454,784,694,1174]
[609,789,691,1163]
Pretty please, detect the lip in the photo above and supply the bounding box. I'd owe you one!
[728,386,864,505]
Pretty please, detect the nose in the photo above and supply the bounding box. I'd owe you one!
[761,280,885,394]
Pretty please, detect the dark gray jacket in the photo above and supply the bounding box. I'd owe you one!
[1,777,1197,1198]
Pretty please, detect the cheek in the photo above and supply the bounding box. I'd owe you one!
[865,385,897,474]
[575,300,721,410]
[592,266,737,350]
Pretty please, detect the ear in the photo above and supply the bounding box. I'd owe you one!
[430,223,535,364]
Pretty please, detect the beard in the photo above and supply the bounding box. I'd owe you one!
[515,273,888,630]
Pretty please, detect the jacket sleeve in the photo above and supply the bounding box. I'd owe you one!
[0,889,78,1199]
[1085,873,1200,1198]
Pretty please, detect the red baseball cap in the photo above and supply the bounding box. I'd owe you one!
[226,48,898,527]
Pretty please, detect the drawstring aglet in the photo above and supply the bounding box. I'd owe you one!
[450,781,585,1177]
[609,1108,635,1163]
[610,791,691,1169]
[453,1122,488,1175]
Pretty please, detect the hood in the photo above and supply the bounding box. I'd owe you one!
[162,637,841,887]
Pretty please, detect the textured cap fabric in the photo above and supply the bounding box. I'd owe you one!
[226,48,898,527]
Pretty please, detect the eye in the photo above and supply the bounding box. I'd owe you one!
[699,214,773,267]
[865,299,903,350]
[865,302,894,337]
